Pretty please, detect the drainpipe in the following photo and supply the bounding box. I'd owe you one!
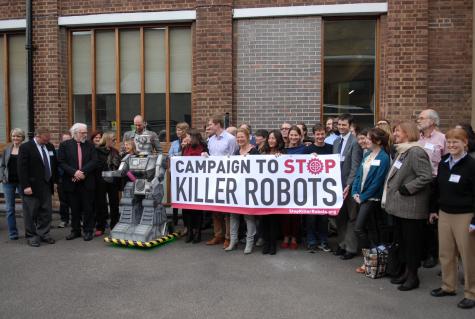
[26,0,34,139]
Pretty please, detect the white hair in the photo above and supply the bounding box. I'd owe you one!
[70,123,87,135]
[426,109,440,127]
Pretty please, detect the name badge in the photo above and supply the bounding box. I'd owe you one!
[371,160,381,166]
[340,155,345,162]
[449,174,461,183]
[424,143,435,151]
[393,160,402,169]
[48,151,54,156]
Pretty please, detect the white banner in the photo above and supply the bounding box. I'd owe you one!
[171,154,343,215]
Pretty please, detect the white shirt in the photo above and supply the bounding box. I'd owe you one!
[339,132,351,157]
[34,137,51,171]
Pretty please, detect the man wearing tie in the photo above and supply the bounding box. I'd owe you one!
[332,113,363,260]
[18,128,57,247]
[58,123,98,241]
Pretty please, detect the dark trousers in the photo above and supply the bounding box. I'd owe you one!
[182,209,203,230]
[336,197,359,253]
[57,181,70,223]
[423,222,439,259]
[68,185,95,234]
[22,185,52,240]
[306,215,329,246]
[95,179,120,231]
[262,215,279,246]
[393,216,425,272]
[354,201,381,249]
[281,215,300,238]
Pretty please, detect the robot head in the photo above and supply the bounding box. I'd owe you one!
[134,132,153,155]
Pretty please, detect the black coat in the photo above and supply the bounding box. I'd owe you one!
[58,139,98,192]
[17,139,57,196]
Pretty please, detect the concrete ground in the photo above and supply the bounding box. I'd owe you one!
[0,213,473,319]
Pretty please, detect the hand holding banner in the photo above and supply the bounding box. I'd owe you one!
[171,154,343,215]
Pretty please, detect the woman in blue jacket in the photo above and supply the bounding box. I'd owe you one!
[352,128,390,272]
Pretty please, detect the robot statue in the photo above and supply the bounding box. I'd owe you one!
[103,131,169,243]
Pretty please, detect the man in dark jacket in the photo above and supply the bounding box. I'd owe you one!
[58,123,98,241]
[18,128,57,247]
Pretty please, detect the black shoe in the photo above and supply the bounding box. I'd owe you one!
[457,298,475,309]
[333,247,346,256]
[391,270,409,285]
[27,239,40,247]
[262,244,270,255]
[431,288,456,297]
[185,230,194,243]
[423,256,437,268]
[41,237,55,244]
[66,232,81,240]
[83,233,93,241]
[269,245,276,255]
[398,277,419,291]
[340,252,357,260]
[192,230,201,244]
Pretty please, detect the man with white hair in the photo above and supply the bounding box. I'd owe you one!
[58,123,98,241]
[417,109,448,269]
[120,115,162,154]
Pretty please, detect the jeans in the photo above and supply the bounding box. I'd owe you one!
[230,213,256,243]
[306,214,329,246]
[354,201,381,249]
[3,183,21,239]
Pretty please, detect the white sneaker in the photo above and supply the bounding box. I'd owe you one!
[58,221,68,228]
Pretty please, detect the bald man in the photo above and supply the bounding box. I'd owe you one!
[120,115,162,154]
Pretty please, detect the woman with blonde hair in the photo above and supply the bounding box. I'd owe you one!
[0,128,26,240]
[94,131,121,235]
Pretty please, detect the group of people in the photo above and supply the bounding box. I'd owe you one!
[1,110,474,309]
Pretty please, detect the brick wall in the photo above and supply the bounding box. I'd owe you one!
[234,0,384,8]
[193,0,233,131]
[59,0,195,15]
[428,0,472,129]
[32,1,66,144]
[0,1,25,19]
[234,17,321,131]
[384,0,429,124]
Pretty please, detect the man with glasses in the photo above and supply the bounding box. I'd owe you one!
[58,123,98,241]
[280,122,292,147]
[324,117,340,145]
[417,109,448,269]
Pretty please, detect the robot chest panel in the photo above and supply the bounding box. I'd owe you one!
[130,157,149,170]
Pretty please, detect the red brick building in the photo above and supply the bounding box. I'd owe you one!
[0,0,473,149]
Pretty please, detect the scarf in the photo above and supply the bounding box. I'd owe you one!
[381,142,420,207]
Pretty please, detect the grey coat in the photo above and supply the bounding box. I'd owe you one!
[120,129,162,154]
[0,144,15,183]
[333,133,363,188]
[383,145,433,220]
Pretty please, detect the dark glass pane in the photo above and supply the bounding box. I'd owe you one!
[323,20,376,129]
[170,93,191,141]
[119,94,140,138]
[96,94,117,133]
[73,94,92,132]
[145,93,166,142]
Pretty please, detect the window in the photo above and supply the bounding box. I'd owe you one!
[323,19,377,128]
[70,26,192,143]
[0,33,27,143]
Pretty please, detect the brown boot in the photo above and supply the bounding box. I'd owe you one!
[206,237,224,245]
[223,239,230,249]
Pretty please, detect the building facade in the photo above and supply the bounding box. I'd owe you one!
[0,0,473,150]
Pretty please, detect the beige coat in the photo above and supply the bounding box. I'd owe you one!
[383,143,433,220]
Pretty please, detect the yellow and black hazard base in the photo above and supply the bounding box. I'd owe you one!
[104,232,181,248]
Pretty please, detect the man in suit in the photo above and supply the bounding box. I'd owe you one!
[18,127,57,247]
[58,123,98,241]
[332,113,363,260]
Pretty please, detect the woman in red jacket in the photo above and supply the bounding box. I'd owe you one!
[181,128,208,243]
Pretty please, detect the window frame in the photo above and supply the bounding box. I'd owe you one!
[0,31,27,146]
[321,16,381,125]
[67,23,193,150]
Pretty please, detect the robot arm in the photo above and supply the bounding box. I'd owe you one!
[153,154,167,183]
[102,154,130,182]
